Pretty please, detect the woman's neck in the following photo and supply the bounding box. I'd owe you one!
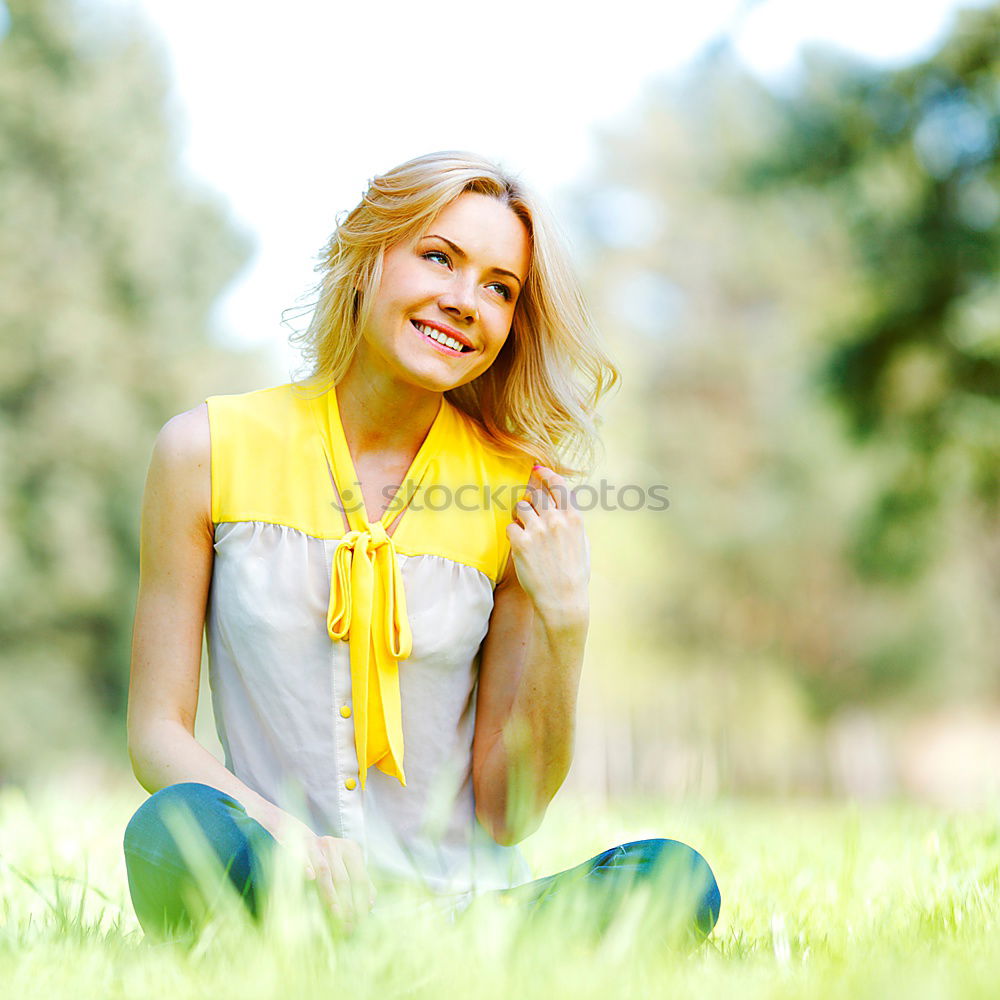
[334,362,443,461]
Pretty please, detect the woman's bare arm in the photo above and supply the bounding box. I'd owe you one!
[126,403,292,835]
[126,403,377,927]
[472,466,590,846]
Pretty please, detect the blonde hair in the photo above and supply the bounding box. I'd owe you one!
[286,150,619,477]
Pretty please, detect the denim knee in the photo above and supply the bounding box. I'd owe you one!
[123,782,273,935]
[124,783,235,864]
[625,838,721,939]
[508,835,721,945]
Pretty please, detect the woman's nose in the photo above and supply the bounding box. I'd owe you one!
[439,276,478,323]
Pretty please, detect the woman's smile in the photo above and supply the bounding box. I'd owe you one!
[411,319,474,355]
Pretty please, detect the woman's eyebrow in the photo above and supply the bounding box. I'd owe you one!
[423,233,523,289]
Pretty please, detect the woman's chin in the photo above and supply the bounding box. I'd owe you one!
[396,355,480,393]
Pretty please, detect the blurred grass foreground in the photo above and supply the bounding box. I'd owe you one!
[3,785,1000,999]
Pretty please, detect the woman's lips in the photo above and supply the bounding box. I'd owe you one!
[411,320,469,356]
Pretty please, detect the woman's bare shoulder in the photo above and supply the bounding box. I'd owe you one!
[154,402,210,463]
[147,403,211,530]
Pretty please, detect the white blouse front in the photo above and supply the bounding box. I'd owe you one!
[203,383,536,906]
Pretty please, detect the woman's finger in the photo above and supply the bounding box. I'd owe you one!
[321,841,357,930]
[531,465,570,511]
[339,841,375,918]
[527,486,550,513]
[306,842,339,913]
[513,498,538,527]
[525,468,552,512]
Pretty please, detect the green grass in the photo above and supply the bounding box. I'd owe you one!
[2,781,999,999]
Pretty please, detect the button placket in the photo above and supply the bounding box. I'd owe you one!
[336,655,365,834]
[339,698,357,790]
[328,538,363,829]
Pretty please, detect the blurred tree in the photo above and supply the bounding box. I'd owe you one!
[563,6,998,778]
[0,0,271,780]
[739,3,1000,586]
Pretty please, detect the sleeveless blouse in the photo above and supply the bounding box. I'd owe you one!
[203,382,535,901]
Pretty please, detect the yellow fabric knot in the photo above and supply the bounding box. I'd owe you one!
[328,522,412,788]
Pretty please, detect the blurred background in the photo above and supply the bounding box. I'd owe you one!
[1,0,997,807]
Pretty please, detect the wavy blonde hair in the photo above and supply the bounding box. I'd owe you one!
[286,150,619,477]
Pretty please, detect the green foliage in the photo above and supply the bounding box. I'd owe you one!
[569,6,999,723]
[0,0,272,779]
[739,4,1000,570]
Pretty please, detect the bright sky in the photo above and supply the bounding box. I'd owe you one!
[106,0,988,377]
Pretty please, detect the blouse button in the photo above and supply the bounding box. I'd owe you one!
[340,705,352,718]
[345,778,357,791]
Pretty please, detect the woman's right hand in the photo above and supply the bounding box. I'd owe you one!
[303,834,377,933]
[261,809,377,932]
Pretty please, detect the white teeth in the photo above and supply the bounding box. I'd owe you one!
[414,322,466,353]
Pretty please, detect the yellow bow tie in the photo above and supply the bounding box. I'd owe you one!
[327,521,412,789]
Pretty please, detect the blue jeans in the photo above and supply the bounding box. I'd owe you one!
[124,783,721,943]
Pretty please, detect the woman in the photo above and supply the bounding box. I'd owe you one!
[123,150,720,942]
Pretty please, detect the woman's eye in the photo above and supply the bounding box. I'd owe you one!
[423,251,511,302]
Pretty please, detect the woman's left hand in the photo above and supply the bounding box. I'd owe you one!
[506,465,590,622]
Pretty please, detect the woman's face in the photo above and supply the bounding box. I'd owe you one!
[358,192,531,393]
